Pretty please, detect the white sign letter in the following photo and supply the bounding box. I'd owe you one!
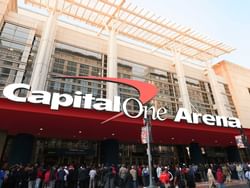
[174,108,192,123]
[3,83,30,102]
[123,98,143,118]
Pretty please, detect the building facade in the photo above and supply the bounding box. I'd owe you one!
[0,0,250,165]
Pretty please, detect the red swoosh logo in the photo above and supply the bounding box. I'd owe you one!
[57,76,158,123]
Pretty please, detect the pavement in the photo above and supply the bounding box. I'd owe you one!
[139,180,249,188]
[196,180,248,187]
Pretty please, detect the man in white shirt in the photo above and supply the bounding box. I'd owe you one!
[89,167,97,188]
[156,165,162,179]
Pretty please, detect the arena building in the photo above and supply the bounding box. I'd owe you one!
[0,0,250,166]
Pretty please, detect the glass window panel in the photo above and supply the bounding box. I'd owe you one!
[47,42,106,99]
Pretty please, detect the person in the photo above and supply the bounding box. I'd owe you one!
[245,167,250,188]
[57,166,66,188]
[142,165,149,187]
[67,165,76,188]
[137,166,143,187]
[216,168,225,188]
[159,167,172,188]
[222,164,231,183]
[35,165,43,188]
[186,167,195,188]
[129,166,137,188]
[44,168,51,188]
[207,168,216,188]
[119,165,127,187]
[104,167,115,188]
[28,164,37,188]
[174,166,186,188]
[89,167,97,188]
[78,166,89,188]
[156,165,162,184]
[236,163,244,181]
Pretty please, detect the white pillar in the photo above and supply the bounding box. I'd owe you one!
[14,30,35,83]
[173,50,192,113]
[205,62,227,116]
[30,11,58,90]
[107,29,118,100]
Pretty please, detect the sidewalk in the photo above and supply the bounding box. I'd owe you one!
[196,180,248,187]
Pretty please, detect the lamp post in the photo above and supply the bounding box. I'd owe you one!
[144,114,154,188]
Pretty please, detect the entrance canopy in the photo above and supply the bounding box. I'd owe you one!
[23,0,234,62]
[1,98,248,147]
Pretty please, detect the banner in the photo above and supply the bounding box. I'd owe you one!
[141,126,148,144]
[235,135,246,148]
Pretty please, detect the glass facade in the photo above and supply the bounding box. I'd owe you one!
[186,77,217,115]
[218,83,238,117]
[33,138,98,165]
[117,59,181,117]
[0,22,36,96]
[47,44,181,117]
[47,42,107,98]
[119,143,179,165]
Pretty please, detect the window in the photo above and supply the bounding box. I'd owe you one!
[218,82,238,117]
[186,77,216,115]
[0,22,37,96]
[47,42,106,98]
[117,58,180,117]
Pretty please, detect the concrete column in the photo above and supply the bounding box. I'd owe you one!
[14,30,35,83]
[173,50,192,112]
[226,146,241,163]
[107,29,118,100]
[8,134,34,165]
[30,11,58,90]
[100,139,119,166]
[176,145,189,164]
[205,62,227,116]
[189,142,203,164]
[0,131,7,160]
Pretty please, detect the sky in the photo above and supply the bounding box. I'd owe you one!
[128,0,250,69]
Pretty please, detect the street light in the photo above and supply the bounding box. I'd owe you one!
[143,113,154,188]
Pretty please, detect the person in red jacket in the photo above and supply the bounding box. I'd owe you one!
[159,168,172,188]
[216,167,225,188]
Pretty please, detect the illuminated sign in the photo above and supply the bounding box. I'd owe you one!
[2,76,241,128]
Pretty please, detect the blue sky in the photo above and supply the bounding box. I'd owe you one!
[128,0,250,68]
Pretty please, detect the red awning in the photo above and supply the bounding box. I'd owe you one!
[0,98,248,146]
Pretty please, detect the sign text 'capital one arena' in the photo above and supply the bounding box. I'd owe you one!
[2,76,241,129]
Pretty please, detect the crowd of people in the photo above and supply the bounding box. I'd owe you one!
[0,162,250,188]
